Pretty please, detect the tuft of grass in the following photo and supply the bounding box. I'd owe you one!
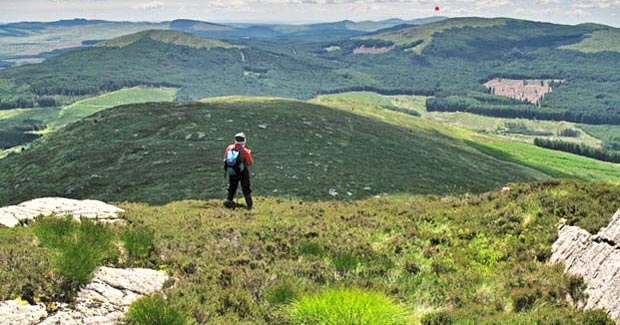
[288,287,408,325]
[421,310,453,325]
[33,217,116,290]
[266,280,299,305]
[126,294,187,325]
[33,216,77,247]
[122,225,155,260]
[332,252,359,273]
[296,238,325,257]
[0,227,64,303]
[56,238,102,286]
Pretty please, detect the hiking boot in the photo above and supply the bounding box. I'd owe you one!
[245,196,253,210]
[224,200,235,209]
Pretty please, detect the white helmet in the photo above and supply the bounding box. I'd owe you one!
[234,132,246,144]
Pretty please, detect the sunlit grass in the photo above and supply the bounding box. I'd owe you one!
[126,294,187,325]
[288,287,408,325]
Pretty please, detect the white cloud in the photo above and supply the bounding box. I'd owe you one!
[571,0,620,9]
[572,8,593,16]
[474,0,510,8]
[132,1,164,10]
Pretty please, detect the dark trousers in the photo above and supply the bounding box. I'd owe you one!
[227,169,252,207]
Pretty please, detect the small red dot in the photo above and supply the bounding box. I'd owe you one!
[435,6,440,11]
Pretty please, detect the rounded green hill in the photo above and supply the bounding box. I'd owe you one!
[0,98,544,205]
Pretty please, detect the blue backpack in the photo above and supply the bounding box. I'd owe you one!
[225,148,245,176]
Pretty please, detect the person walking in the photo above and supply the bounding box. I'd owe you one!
[223,132,254,210]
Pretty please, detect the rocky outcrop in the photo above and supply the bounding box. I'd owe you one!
[0,267,170,325]
[0,198,124,228]
[0,300,48,325]
[550,210,620,322]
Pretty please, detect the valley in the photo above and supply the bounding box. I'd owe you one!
[1,18,619,125]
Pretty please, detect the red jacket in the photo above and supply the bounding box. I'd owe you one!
[224,143,254,167]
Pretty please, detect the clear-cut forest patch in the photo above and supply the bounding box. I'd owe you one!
[484,79,564,104]
[353,44,395,54]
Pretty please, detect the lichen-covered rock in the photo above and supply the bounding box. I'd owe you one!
[38,312,79,325]
[598,211,620,244]
[0,267,169,324]
[550,209,620,322]
[49,267,170,324]
[0,213,19,228]
[94,267,170,296]
[0,300,47,325]
[0,197,124,228]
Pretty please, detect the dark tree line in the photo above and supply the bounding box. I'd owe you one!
[0,131,40,149]
[534,138,620,163]
[427,97,620,125]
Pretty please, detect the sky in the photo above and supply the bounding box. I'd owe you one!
[1,0,619,27]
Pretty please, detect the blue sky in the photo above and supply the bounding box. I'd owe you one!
[1,0,619,26]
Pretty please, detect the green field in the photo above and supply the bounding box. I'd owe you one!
[390,95,603,147]
[49,86,177,130]
[312,92,620,183]
[579,124,620,151]
[0,106,61,128]
[465,137,620,182]
[1,180,617,324]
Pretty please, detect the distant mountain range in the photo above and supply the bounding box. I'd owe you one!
[1,17,618,121]
[0,17,448,65]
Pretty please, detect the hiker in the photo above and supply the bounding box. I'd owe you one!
[224,132,254,209]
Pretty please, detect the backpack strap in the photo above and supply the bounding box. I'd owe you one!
[233,147,244,173]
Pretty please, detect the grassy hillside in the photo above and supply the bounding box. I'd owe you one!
[0,87,176,149]
[0,97,547,206]
[560,28,620,53]
[388,95,602,147]
[95,30,243,50]
[1,180,618,324]
[363,17,509,53]
[579,124,620,151]
[465,137,620,182]
[48,86,177,130]
[311,92,620,183]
